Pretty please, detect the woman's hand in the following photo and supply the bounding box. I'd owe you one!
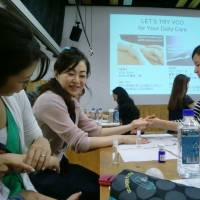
[146,116,178,131]
[25,137,51,171]
[67,192,82,200]
[0,153,34,177]
[130,118,148,132]
[146,117,161,128]
[47,156,60,172]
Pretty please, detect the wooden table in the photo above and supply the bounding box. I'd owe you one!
[100,147,180,200]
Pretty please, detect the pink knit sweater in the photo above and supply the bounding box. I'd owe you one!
[33,91,101,154]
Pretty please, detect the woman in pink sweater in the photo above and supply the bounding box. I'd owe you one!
[32,48,148,200]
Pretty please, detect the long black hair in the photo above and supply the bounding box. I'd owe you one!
[0,8,49,87]
[113,87,134,106]
[112,86,140,124]
[40,48,90,122]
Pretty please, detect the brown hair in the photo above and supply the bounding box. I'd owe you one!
[168,74,190,111]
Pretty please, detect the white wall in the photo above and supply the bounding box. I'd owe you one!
[61,6,200,111]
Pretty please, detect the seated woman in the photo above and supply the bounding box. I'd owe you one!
[0,8,80,200]
[112,87,140,125]
[168,74,194,121]
[147,45,200,132]
[32,48,149,200]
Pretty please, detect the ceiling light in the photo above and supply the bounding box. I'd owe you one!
[188,0,200,8]
[176,0,188,7]
[123,0,133,6]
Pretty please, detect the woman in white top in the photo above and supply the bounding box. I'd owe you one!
[0,7,80,200]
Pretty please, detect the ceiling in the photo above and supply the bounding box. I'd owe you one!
[66,0,200,9]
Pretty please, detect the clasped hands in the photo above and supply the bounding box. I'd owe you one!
[130,115,159,134]
[25,136,53,171]
[0,136,59,177]
[0,152,60,178]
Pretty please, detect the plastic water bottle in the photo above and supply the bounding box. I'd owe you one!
[98,108,103,124]
[113,108,119,123]
[177,109,200,178]
[136,129,142,147]
[112,139,119,165]
[108,109,114,123]
[91,108,96,120]
[95,108,100,122]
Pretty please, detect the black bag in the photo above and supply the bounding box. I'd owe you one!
[109,169,200,200]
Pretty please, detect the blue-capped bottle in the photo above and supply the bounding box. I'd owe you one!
[91,108,96,120]
[177,109,200,178]
[113,108,119,123]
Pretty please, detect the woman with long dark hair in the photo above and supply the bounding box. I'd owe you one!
[0,7,80,200]
[32,48,149,200]
[112,86,140,125]
[168,74,194,121]
[147,45,200,131]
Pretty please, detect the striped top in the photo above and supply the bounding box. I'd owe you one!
[194,100,200,123]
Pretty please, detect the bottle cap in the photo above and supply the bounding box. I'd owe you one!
[182,109,194,117]
[113,139,118,146]
[158,144,165,150]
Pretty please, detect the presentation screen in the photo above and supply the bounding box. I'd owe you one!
[110,14,200,95]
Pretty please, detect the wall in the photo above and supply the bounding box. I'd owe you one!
[61,6,200,111]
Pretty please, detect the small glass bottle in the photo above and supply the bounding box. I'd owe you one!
[112,139,119,164]
[91,108,96,120]
[113,108,119,123]
[158,144,166,163]
[98,108,103,124]
[136,129,141,147]
[108,109,114,123]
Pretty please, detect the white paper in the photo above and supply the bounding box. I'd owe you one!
[118,134,178,162]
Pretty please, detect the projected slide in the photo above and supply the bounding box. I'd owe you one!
[110,14,200,95]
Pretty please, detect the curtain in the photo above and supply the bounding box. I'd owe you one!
[21,0,66,45]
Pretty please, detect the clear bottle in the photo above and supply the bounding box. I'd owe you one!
[91,108,96,120]
[108,109,114,123]
[98,108,103,124]
[112,139,119,164]
[95,108,100,122]
[136,129,142,147]
[177,109,200,178]
[113,108,119,123]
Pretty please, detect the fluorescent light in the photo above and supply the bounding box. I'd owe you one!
[176,0,188,7]
[123,0,133,6]
[188,0,200,8]
[68,0,76,4]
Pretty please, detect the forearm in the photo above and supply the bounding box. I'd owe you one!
[101,124,131,136]
[89,135,124,150]
[154,119,178,131]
